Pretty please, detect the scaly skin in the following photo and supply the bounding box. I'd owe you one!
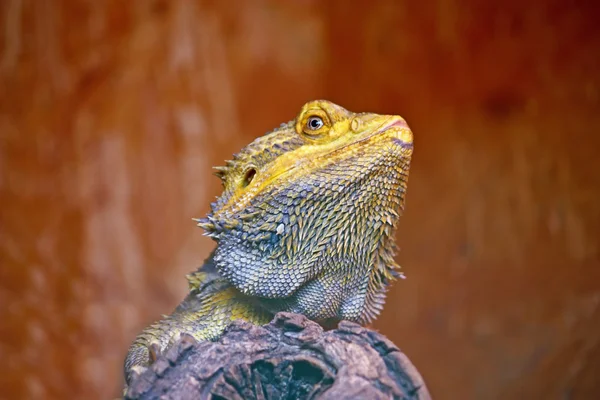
[123,100,414,387]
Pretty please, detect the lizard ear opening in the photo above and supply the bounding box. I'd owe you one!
[241,167,256,188]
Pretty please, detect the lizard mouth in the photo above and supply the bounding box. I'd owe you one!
[375,117,413,149]
[346,116,413,152]
[377,116,408,132]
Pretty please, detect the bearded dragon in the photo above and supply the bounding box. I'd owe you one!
[123,100,414,388]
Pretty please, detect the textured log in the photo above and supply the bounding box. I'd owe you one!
[125,312,431,400]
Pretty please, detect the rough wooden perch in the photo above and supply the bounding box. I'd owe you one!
[125,312,431,400]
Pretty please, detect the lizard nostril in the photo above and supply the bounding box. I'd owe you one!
[351,118,361,132]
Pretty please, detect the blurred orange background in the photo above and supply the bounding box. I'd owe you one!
[1,1,599,399]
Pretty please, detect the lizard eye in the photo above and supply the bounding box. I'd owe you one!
[297,110,330,138]
[306,116,324,131]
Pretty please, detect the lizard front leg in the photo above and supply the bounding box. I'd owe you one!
[123,269,272,387]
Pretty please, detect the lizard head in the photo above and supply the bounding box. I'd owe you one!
[196,100,413,324]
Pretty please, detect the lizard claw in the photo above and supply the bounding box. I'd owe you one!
[178,333,197,348]
[148,343,162,365]
[129,365,149,380]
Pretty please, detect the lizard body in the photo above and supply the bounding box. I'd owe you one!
[124,100,414,387]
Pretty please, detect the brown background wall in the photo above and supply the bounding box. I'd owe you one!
[1,1,599,399]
